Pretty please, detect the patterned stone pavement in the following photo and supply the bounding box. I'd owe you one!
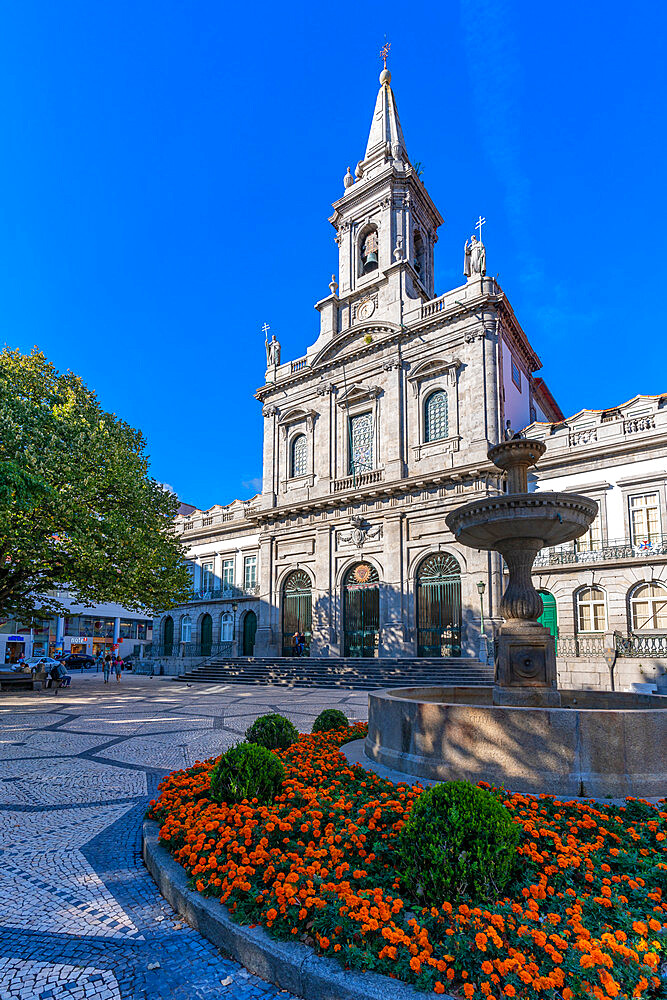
[0,672,368,1000]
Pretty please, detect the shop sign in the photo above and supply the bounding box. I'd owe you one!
[70,637,88,643]
[6,635,24,642]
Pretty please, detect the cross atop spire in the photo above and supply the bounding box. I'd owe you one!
[380,40,391,69]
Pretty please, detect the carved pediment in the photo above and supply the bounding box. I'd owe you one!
[336,383,382,407]
[407,357,461,383]
[278,408,317,427]
[311,323,401,368]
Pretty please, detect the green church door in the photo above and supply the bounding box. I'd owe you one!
[538,591,558,653]
[163,616,174,656]
[243,611,257,656]
[200,613,212,656]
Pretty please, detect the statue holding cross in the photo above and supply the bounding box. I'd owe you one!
[263,323,281,367]
[464,216,487,278]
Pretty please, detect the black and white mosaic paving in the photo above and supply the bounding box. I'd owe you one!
[0,672,367,999]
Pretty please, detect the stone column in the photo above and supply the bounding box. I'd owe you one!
[309,524,334,657]
[379,513,410,656]
[382,360,405,481]
[253,533,277,657]
[113,617,121,649]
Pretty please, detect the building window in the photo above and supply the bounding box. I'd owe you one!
[424,389,448,442]
[349,412,373,475]
[290,434,307,477]
[360,228,378,274]
[629,493,661,545]
[181,615,192,643]
[221,612,234,641]
[201,561,214,592]
[575,515,602,553]
[630,582,667,631]
[119,620,138,639]
[222,558,234,589]
[137,621,152,641]
[244,554,257,590]
[511,357,521,390]
[576,587,607,633]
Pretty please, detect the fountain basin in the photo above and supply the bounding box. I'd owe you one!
[445,492,599,551]
[366,686,667,798]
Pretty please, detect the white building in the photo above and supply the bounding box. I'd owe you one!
[0,592,153,664]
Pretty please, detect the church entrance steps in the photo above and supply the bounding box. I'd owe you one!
[175,656,494,690]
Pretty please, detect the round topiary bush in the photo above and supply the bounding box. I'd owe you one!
[209,743,285,805]
[244,713,299,750]
[398,781,521,903]
[312,709,349,733]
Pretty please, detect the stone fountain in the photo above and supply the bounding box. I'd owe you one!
[364,439,667,798]
[446,439,597,707]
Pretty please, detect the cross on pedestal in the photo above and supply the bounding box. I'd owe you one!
[261,322,271,338]
[475,215,486,242]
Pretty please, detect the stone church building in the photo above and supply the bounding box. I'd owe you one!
[153,64,565,663]
[153,66,666,687]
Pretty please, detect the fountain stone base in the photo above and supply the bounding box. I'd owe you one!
[493,621,561,707]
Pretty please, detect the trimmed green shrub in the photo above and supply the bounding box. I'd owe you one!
[245,713,299,750]
[209,743,285,805]
[312,709,349,733]
[398,781,521,903]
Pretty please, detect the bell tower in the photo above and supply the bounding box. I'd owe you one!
[314,59,443,344]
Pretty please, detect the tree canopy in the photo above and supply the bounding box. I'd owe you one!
[0,347,192,620]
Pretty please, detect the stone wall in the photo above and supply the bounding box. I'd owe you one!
[133,656,206,677]
[557,657,667,692]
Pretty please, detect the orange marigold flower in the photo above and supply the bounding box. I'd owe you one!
[434,985,445,995]
[464,985,475,998]
[503,987,516,997]
[482,961,493,975]
[475,933,488,951]
[410,957,421,973]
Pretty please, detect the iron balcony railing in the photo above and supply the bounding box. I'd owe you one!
[534,535,667,568]
[143,641,233,658]
[186,585,260,603]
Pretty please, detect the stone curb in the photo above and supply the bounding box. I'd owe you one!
[143,819,455,1000]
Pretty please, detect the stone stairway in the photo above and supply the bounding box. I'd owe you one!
[175,656,494,690]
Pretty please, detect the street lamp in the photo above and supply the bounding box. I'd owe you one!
[232,601,238,654]
[477,580,486,637]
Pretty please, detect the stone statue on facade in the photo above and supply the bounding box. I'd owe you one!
[265,332,281,367]
[464,234,486,278]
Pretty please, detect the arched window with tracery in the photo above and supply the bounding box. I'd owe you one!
[180,615,192,643]
[575,587,606,633]
[291,434,307,478]
[424,389,448,442]
[416,553,461,656]
[630,582,667,631]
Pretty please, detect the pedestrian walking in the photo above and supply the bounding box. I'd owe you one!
[103,654,112,685]
[95,652,105,673]
[292,632,299,657]
[299,631,306,656]
[113,656,123,683]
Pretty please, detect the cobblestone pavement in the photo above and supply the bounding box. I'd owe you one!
[0,673,368,1000]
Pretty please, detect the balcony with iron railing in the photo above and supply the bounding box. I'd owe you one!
[186,584,260,603]
[534,535,667,568]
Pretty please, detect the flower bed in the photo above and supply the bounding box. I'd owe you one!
[148,726,666,998]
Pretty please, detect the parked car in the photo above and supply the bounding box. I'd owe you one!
[63,653,96,669]
[23,656,62,672]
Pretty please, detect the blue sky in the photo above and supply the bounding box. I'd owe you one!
[1,1,665,510]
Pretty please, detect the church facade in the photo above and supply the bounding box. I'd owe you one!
[153,65,566,663]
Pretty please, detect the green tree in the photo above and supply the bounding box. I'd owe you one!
[0,347,192,619]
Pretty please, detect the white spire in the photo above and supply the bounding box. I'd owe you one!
[363,68,407,165]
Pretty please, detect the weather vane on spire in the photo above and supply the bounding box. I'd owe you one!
[380,39,391,69]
